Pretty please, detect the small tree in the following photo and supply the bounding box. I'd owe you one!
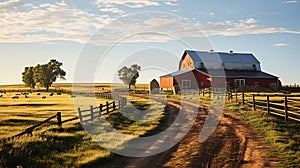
[33,59,66,91]
[118,64,141,89]
[22,66,36,89]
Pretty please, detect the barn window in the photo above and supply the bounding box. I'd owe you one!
[200,82,204,86]
[189,62,192,67]
[253,64,256,70]
[254,82,259,86]
[182,80,191,88]
[182,63,186,69]
[234,79,245,87]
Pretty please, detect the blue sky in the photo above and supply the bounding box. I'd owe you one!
[0,0,299,85]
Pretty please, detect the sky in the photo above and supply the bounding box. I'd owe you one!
[0,0,299,85]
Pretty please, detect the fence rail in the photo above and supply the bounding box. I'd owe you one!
[77,97,127,122]
[2,95,128,142]
[229,91,300,122]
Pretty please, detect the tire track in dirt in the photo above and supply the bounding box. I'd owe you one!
[124,95,275,168]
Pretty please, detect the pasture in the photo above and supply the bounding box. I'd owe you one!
[0,83,172,167]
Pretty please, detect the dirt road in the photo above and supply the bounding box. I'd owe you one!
[123,96,276,168]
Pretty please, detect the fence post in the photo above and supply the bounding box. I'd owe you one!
[242,92,245,105]
[106,101,109,114]
[267,95,270,115]
[90,106,94,121]
[113,101,116,111]
[118,99,121,110]
[78,108,83,122]
[284,96,288,122]
[235,90,238,102]
[253,94,256,111]
[99,104,103,116]
[57,112,62,127]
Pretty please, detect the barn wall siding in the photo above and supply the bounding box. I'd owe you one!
[226,78,278,88]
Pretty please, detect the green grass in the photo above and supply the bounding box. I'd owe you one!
[225,101,300,167]
[0,84,165,167]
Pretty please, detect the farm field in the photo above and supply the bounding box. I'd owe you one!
[0,83,167,167]
[1,84,300,167]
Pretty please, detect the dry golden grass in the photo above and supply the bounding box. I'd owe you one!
[0,83,161,168]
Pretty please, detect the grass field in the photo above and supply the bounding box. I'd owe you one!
[0,83,170,167]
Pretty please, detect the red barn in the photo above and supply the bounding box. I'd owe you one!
[160,50,280,91]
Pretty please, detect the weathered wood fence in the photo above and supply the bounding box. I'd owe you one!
[77,97,127,122]
[227,92,300,122]
[2,96,128,142]
[198,89,300,122]
[1,112,77,142]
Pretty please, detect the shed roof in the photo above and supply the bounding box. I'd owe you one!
[185,50,260,64]
[198,69,278,79]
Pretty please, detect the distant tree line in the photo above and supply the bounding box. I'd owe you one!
[22,59,66,91]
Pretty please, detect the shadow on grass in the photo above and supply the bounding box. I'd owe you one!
[0,123,111,168]
[0,118,40,126]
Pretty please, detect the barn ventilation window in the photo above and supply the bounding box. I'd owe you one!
[254,82,259,86]
[182,80,191,88]
[200,62,204,69]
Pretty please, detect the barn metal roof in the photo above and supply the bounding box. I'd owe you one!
[198,69,278,79]
[160,70,190,77]
[185,50,260,64]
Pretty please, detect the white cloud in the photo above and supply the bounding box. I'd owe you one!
[208,12,215,17]
[94,0,160,8]
[99,7,125,14]
[0,0,20,10]
[285,0,297,4]
[163,0,178,6]
[273,43,288,47]
[1,1,300,45]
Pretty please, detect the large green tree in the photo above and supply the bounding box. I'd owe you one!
[33,59,66,91]
[22,59,66,91]
[22,66,36,89]
[117,64,141,90]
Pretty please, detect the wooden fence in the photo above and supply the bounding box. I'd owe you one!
[197,89,300,122]
[77,97,127,122]
[2,96,128,142]
[1,112,77,142]
[226,92,300,122]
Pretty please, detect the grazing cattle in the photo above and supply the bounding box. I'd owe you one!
[0,95,3,98]
[49,93,54,96]
[57,92,61,95]
[25,95,29,98]
[42,96,46,99]
[12,96,19,99]
[16,93,21,96]
[71,95,76,98]
[37,93,41,95]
